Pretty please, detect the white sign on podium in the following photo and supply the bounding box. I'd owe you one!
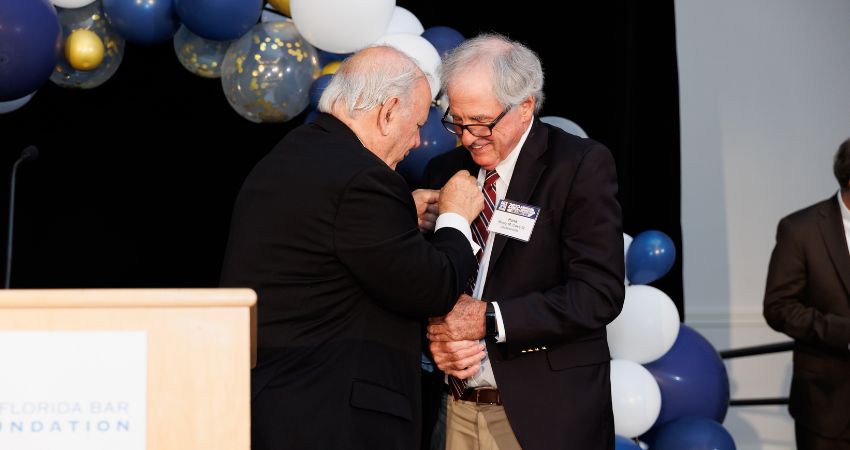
[0,331,147,450]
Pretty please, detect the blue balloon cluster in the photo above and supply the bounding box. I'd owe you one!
[653,417,736,450]
[615,436,642,450]
[308,74,334,109]
[104,0,180,44]
[303,109,321,124]
[421,26,465,59]
[626,230,676,284]
[317,49,350,67]
[0,0,61,101]
[175,0,263,41]
[642,325,730,444]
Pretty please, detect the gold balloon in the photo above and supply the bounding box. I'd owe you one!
[65,29,105,71]
[321,61,341,76]
[267,0,291,17]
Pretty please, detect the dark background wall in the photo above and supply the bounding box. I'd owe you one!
[0,1,684,315]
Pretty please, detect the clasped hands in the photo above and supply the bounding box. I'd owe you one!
[427,294,488,380]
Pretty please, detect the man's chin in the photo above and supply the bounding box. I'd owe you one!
[468,150,498,170]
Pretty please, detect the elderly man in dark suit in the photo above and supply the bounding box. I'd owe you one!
[424,34,626,450]
[764,138,850,450]
[220,46,487,450]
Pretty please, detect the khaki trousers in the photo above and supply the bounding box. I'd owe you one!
[445,397,522,450]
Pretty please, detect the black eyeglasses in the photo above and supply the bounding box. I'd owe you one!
[441,106,512,137]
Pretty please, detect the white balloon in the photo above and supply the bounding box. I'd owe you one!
[384,6,424,35]
[623,232,633,285]
[373,33,441,99]
[540,115,589,138]
[290,0,394,54]
[610,359,662,438]
[51,0,96,8]
[607,285,680,364]
[0,92,35,114]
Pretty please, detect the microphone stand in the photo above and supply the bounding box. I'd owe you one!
[5,146,39,288]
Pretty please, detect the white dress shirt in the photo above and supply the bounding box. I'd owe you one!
[465,117,535,388]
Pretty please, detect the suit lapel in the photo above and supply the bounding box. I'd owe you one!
[818,196,850,297]
[487,121,549,279]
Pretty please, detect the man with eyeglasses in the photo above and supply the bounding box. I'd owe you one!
[423,34,625,450]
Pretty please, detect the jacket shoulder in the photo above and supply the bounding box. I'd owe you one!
[780,197,835,228]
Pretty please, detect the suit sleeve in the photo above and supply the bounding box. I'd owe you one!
[763,218,850,350]
[497,145,626,344]
[334,165,477,318]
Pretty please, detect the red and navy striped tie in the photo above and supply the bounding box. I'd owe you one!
[450,169,499,400]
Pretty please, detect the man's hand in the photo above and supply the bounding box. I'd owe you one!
[412,189,440,232]
[429,340,486,380]
[439,171,484,224]
[427,294,487,342]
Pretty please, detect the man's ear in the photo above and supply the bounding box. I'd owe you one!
[518,96,535,121]
[378,97,400,137]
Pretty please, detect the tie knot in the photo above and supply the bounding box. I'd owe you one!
[484,170,499,187]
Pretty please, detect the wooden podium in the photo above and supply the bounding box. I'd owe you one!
[0,288,256,450]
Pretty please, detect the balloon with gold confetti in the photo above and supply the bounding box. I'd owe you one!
[173,25,232,79]
[221,21,319,123]
[50,0,124,89]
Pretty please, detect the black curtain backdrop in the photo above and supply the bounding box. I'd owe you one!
[0,1,684,317]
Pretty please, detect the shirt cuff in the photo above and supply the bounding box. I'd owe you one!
[435,212,480,255]
[492,301,506,343]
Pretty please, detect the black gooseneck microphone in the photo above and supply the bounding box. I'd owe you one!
[5,146,39,289]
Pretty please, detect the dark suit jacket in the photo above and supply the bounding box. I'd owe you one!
[220,113,476,450]
[764,195,850,438]
[424,119,625,450]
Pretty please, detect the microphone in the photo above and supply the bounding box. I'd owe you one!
[5,146,39,289]
[20,146,39,163]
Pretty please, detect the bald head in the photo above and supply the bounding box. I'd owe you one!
[317,45,432,170]
[318,45,428,118]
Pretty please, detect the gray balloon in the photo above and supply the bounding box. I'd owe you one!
[173,25,233,79]
[540,115,588,138]
[221,21,320,123]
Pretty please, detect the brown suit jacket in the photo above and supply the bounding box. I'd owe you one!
[764,195,850,438]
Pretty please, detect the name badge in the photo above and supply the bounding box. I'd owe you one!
[488,199,540,242]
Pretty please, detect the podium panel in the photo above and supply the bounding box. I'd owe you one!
[0,289,256,450]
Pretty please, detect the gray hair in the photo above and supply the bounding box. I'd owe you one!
[318,45,426,117]
[440,33,545,113]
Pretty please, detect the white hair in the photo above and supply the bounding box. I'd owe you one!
[440,33,545,113]
[318,45,427,117]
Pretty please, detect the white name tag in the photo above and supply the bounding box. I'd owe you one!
[488,199,541,242]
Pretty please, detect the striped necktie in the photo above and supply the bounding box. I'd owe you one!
[450,169,499,400]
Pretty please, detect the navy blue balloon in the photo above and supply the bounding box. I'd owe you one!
[104,0,179,44]
[304,108,321,124]
[626,230,676,284]
[317,49,350,67]
[653,417,736,450]
[643,325,729,440]
[174,0,262,41]
[396,106,458,188]
[615,435,642,450]
[308,74,333,109]
[0,0,61,101]
[422,26,465,59]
